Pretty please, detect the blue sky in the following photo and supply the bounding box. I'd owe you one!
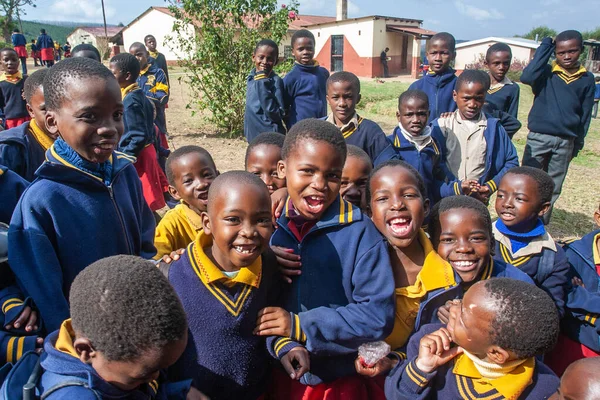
[20,0,600,40]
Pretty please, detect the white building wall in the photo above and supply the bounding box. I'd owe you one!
[455,41,534,69]
[67,29,99,48]
[310,19,376,57]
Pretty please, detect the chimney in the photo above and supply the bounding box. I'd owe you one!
[336,0,347,21]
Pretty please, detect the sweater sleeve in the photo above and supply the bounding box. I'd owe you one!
[495,110,522,139]
[139,185,158,260]
[146,69,169,105]
[0,144,26,179]
[566,284,600,328]
[255,76,284,124]
[520,37,554,92]
[507,84,520,119]
[482,123,519,194]
[367,123,394,164]
[538,250,570,318]
[153,215,178,260]
[575,78,596,155]
[119,102,150,157]
[295,239,395,355]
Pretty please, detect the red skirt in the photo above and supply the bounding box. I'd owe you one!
[14,46,27,58]
[134,145,168,211]
[40,48,54,61]
[544,333,600,376]
[267,368,386,400]
[5,116,31,129]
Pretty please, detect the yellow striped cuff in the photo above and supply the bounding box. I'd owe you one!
[290,313,307,343]
[406,361,428,387]
[2,298,23,314]
[6,336,26,363]
[485,180,497,192]
[392,351,407,360]
[453,182,461,196]
[274,337,293,357]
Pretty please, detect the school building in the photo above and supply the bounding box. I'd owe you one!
[119,1,434,77]
[454,37,540,71]
[66,26,123,55]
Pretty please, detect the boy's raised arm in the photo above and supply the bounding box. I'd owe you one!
[520,37,554,88]
[255,75,284,123]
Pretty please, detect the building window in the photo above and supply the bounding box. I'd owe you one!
[284,45,293,59]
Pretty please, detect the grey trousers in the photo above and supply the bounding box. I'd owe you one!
[522,131,574,225]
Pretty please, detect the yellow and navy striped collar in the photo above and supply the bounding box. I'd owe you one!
[253,70,273,80]
[189,231,262,288]
[488,76,513,94]
[56,319,78,358]
[121,83,140,99]
[413,230,456,292]
[180,201,203,231]
[492,221,556,259]
[148,50,159,59]
[552,60,587,84]
[295,59,320,67]
[140,64,151,76]
[0,71,22,83]
[453,353,534,400]
[284,195,357,227]
[326,113,363,139]
[28,119,54,151]
[592,232,600,265]
[49,145,113,183]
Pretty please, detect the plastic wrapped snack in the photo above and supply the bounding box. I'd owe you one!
[358,341,391,367]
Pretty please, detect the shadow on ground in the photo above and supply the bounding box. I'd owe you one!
[548,208,596,240]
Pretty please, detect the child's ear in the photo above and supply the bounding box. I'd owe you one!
[168,185,181,201]
[396,110,401,122]
[423,198,431,219]
[486,346,511,365]
[125,71,132,82]
[277,160,286,180]
[452,90,458,103]
[73,337,95,364]
[538,201,551,218]
[201,211,211,235]
[45,110,60,138]
[25,102,35,119]
[594,208,600,227]
[356,93,362,106]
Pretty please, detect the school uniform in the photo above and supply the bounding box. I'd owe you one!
[486,76,520,119]
[0,165,27,225]
[325,113,396,166]
[388,126,452,205]
[153,203,202,260]
[267,196,395,389]
[493,219,570,317]
[138,59,169,135]
[37,319,192,399]
[0,72,29,129]
[36,33,54,62]
[283,61,329,127]
[11,33,27,75]
[432,111,519,198]
[408,68,457,122]
[244,69,286,141]
[521,37,595,223]
[0,120,54,182]
[166,232,281,400]
[385,323,559,400]
[8,139,156,333]
[482,102,522,139]
[120,83,167,212]
[148,50,169,85]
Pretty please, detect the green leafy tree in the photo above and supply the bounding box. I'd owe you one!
[0,0,36,42]
[518,26,557,41]
[168,0,299,137]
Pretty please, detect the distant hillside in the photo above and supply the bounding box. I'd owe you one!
[15,20,119,44]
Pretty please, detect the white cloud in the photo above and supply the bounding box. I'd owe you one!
[454,0,504,21]
[45,0,116,22]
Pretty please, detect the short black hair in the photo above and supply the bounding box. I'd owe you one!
[43,57,115,111]
[327,71,361,94]
[504,166,554,204]
[24,69,47,103]
[166,145,216,186]
[69,255,187,362]
[255,39,279,59]
[484,278,559,359]
[456,69,491,92]
[555,29,583,48]
[430,32,456,53]
[71,43,101,61]
[486,42,512,60]
[281,118,347,163]
[0,48,17,57]
[40,29,46,34]
[12,29,19,33]
[346,144,372,169]
[428,195,493,247]
[144,34,156,42]
[398,89,429,110]
[129,42,148,53]
[245,132,285,167]
[207,170,270,213]
[110,53,141,81]
[366,159,426,204]
[291,29,315,48]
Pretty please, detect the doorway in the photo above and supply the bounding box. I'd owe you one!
[331,35,344,72]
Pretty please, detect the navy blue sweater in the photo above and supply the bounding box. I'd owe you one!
[11,33,26,48]
[521,37,595,153]
[486,81,520,118]
[166,233,281,400]
[0,77,28,120]
[283,62,329,127]
[0,165,27,224]
[408,69,457,122]
[35,33,53,49]
[8,146,156,332]
[268,197,395,385]
[120,86,155,157]
[244,69,286,141]
[0,121,48,181]
[385,324,559,400]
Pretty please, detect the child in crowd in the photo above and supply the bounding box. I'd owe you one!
[244,39,286,141]
[594,76,600,119]
[33,255,204,399]
[0,164,27,224]
[36,29,54,68]
[340,145,372,211]
[8,58,156,333]
[493,166,569,317]
[145,34,169,85]
[550,357,600,399]
[0,48,30,129]
[71,43,101,62]
[521,30,595,224]
[385,278,560,399]
[408,32,457,122]
[164,171,296,400]
[245,132,285,195]
[10,29,27,76]
[110,53,168,213]
[325,71,395,165]
[154,146,218,260]
[256,119,395,398]
[485,42,520,118]
[389,89,451,207]
[0,69,56,182]
[129,42,169,137]
[30,39,40,67]
[284,30,329,127]
[432,70,518,203]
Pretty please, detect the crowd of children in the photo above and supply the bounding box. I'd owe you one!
[0,22,598,400]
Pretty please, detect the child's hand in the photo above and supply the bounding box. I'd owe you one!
[186,386,211,400]
[254,307,291,336]
[415,327,462,374]
[354,355,397,377]
[460,180,479,195]
[161,248,186,264]
[271,187,288,226]
[5,306,38,332]
[437,299,461,324]
[271,245,301,283]
[572,276,585,288]
[281,347,310,380]
[439,112,454,119]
